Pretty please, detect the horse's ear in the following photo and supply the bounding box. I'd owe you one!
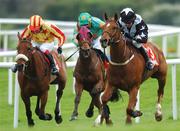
[114,13,118,21]
[17,32,22,41]
[77,23,80,31]
[104,13,108,21]
[26,37,31,42]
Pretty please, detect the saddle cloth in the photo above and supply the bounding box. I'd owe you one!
[143,44,159,66]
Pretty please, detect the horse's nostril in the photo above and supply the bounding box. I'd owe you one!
[100,39,103,43]
[100,39,106,43]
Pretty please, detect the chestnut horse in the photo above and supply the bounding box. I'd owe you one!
[94,14,167,125]
[70,26,109,121]
[15,33,67,126]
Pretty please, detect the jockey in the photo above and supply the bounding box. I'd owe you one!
[11,15,65,75]
[72,12,109,69]
[118,8,154,70]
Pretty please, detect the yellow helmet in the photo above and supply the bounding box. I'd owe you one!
[29,15,43,31]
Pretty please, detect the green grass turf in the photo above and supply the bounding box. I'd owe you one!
[0,65,180,131]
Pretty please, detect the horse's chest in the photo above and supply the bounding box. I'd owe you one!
[108,69,136,90]
[82,74,98,83]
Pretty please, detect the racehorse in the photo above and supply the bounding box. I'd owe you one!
[94,13,167,125]
[70,26,109,121]
[15,33,67,126]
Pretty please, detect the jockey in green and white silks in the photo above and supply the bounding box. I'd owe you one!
[73,12,109,68]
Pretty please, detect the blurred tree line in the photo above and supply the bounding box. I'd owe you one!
[0,0,180,26]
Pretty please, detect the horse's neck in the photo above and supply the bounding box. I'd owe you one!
[27,51,47,74]
[110,40,131,62]
[79,50,97,69]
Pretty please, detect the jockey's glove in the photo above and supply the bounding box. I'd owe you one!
[57,47,62,54]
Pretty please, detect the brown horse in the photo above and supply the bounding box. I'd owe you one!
[15,33,67,126]
[70,26,108,121]
[94,13,167,125]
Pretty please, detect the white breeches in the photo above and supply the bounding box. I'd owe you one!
[32,41,55,53]
[92,36,102,50]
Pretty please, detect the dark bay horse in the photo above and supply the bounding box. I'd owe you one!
[94,13,167,125]
[70,26,108,121]
[15,33,67,126]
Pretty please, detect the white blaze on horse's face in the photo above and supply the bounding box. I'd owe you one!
[106,23,110,28]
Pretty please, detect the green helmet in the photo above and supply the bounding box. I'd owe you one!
[78,12,92,26]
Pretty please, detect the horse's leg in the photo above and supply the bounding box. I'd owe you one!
[54,83,65,124]
[155,77,166,121]
[39,90,52,121]
[94,81,113,126]
[21,94,34,126]
[126,86,142,124]
[70,81,83,121]
[85,93,94,118]
[35,96,40,116]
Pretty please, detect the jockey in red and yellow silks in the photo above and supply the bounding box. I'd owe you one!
[12,15,65,75]
[21,19,65,47]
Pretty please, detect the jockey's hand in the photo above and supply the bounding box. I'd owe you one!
[57,47,62,54]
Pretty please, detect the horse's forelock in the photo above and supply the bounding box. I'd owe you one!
[78,26,93,44]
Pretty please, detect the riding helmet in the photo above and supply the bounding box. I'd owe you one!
[120,8,136,24]
[29,15,44,31]
[78,12,92,26]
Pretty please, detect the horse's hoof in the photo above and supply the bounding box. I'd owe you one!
[155,112,162,121]
[85,109,94,118]
[55,115,63,124]
[69,116,78,121]
[94,115,103,127]
[28,119,35,127]
[132,110,143,118]
[39,113,52,121]
[106,119,113,126]
[46,113,52,120]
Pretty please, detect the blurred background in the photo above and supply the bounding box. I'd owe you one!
[1,0,180,26]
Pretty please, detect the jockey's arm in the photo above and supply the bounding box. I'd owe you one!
[134,21,148,44]
[47,24,65,47]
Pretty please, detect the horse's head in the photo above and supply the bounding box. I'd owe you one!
[100,13,123,48]
[76,26,93,58]
[15,33,33,72]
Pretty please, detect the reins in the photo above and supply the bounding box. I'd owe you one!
[65,48,79,62]
[104,24,134,66]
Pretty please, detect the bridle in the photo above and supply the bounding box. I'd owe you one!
[101,21,134,66]
[102,26,122,45]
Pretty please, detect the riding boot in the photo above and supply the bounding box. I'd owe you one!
[45,53,59,75]
[139,46,154,70]
[11,64,18,73]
